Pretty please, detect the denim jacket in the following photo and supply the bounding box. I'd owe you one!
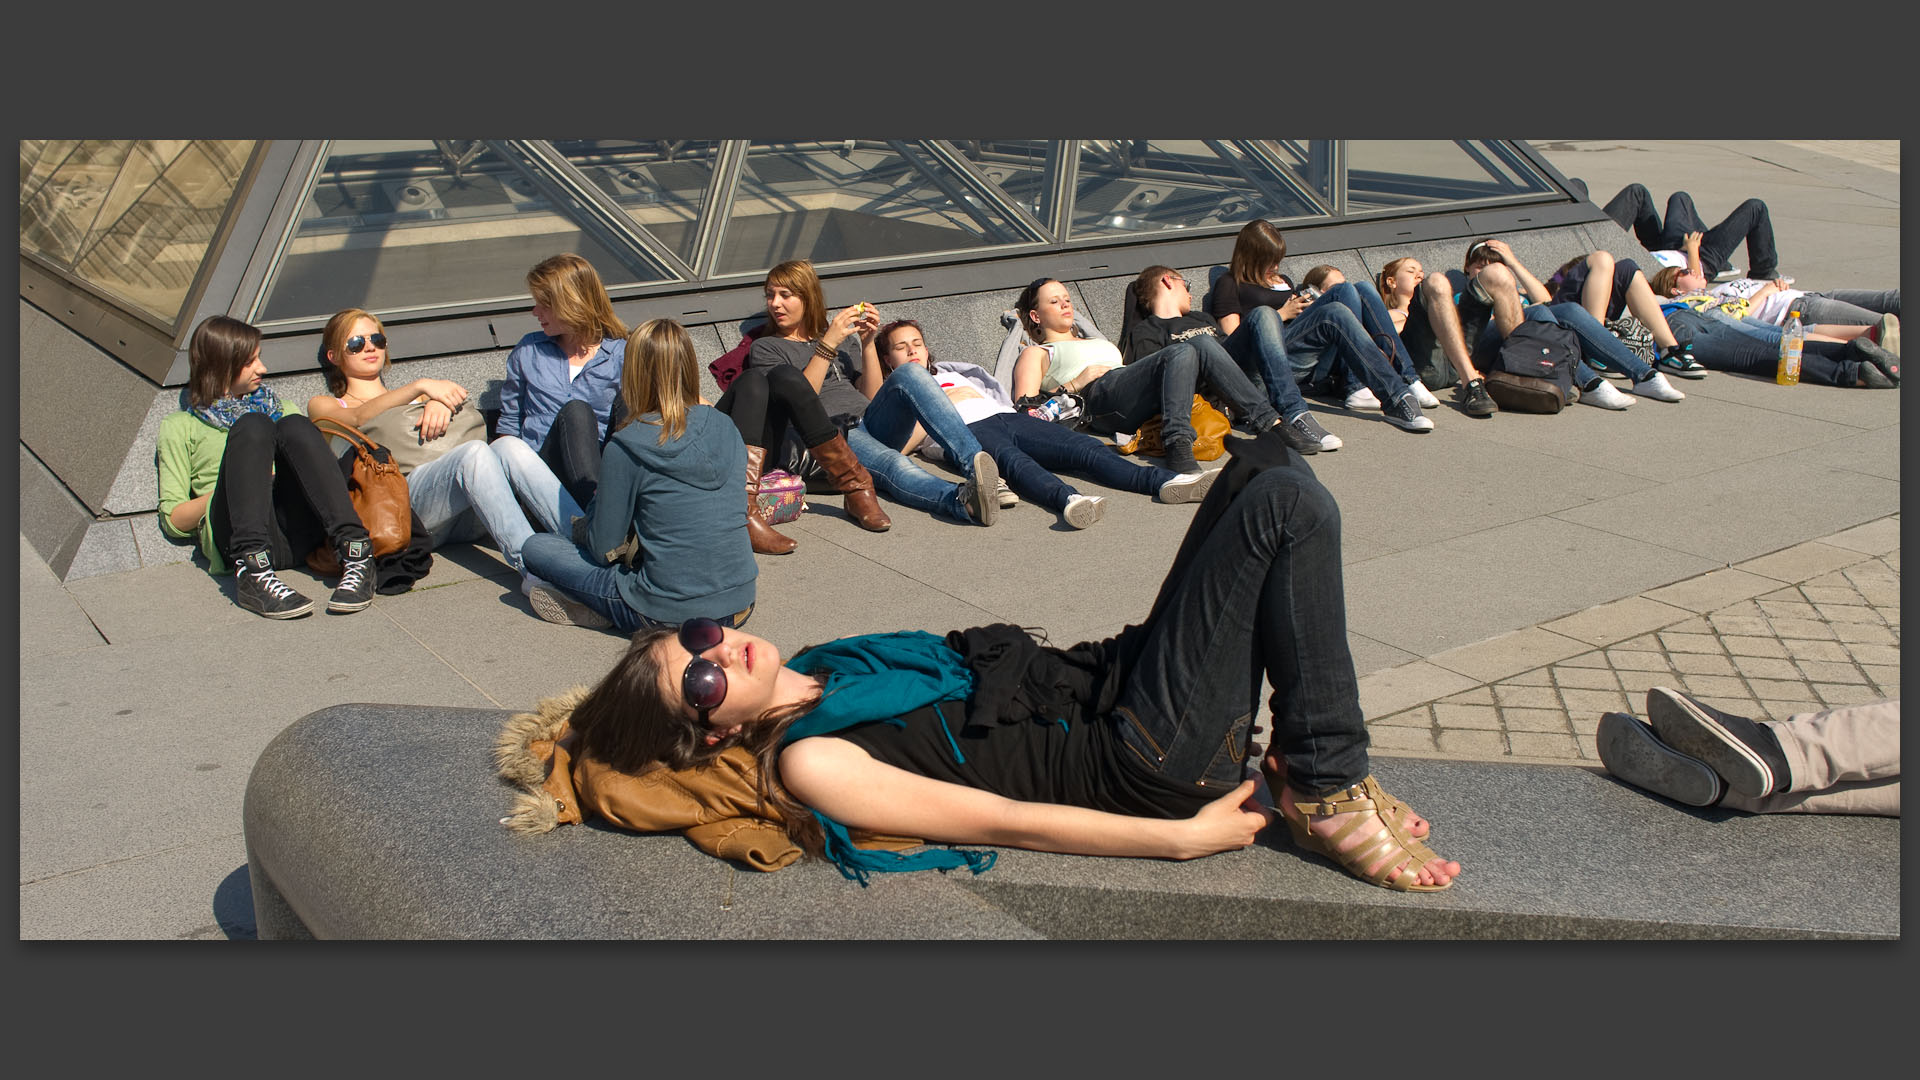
[496,332,626,448]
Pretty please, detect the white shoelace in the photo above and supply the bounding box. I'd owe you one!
[255,571,299,600]
[336,559,371,594]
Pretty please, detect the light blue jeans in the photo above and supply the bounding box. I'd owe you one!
[408,440,551,573]
[490,434,587,542]
[851,362,987,523]
[520,532,755,632]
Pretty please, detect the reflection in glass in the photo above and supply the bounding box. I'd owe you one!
[1068,140,1326,240]
[20,139,256,324]
[256,140,649,323]
[949,139,1053,225]
[547,139,719,266]
[1342,140,1555,213]
[713,139,1044,276]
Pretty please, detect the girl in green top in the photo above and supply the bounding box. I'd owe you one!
[155,315,376,619]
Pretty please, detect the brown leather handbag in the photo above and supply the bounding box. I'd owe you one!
[305,417,413,574]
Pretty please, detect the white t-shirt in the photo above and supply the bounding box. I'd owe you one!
[1039,338,1124,393]
[933,367,1013,426]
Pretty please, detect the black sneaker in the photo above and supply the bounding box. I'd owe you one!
[1645,687,1789,798]
[1286,411,1341,451]
[1381,391,1434,432]
[328,537,377,613]
[1595,713,1724,807]
[1455,378,1497,418]
[1848,338,1900,387]
[1162,440,1201,475]
[233,550,314,619]
[1654,344,1708,379]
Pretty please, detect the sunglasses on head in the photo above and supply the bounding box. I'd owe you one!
[346,333,388,354]
[678,617,728,722]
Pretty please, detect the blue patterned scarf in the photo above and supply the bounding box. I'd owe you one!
[782,631,998,885]
[192,386,285,430]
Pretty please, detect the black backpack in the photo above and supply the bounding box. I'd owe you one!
[1486,320,1581,413]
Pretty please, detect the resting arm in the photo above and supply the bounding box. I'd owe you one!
[778,737,1269,861]
[1012,345,1050,399]
[306,379,467,430]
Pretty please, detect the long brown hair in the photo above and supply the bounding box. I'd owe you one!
[618,319,700,443]
[764,259,829,341]
[526,253,628,344]
[186,315,263,408]
[1014,276,1084,343]
[319,308,387,398]
[1228,219,1287,287]
[569,629,828,855]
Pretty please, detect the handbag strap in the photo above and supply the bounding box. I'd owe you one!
[311,416,385,458]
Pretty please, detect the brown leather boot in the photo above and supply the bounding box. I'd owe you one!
[743,445,797,555]
[808,432,891,532]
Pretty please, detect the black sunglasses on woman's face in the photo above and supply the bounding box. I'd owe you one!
[679,617,728,722]
[346,333,388,353]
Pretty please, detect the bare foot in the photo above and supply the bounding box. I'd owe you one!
[1264,751,1430,838]
[1279,782,1461,890]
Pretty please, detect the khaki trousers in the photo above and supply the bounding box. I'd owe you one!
[1719,700,1900,817]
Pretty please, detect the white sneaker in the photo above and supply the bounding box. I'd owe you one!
[1344,387,1382,411]
[527,583,614,629]
[1409,379,1441,409]
[1580,378,1636,410]
[1628,371,1686,402]
[1157,468,1220,504]
[1062,494,1107,529]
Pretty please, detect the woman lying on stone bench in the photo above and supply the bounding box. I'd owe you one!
[499,428,1460,892]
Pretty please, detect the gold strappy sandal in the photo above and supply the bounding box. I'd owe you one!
[1264,752,1429,839]
[1283,775,1453,892]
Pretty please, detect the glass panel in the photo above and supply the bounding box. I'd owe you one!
[547,139,720,266]
[1342,140,1555,213]
[1067,140,1324,240]
[70,140,255,323]
[713,139,1043,277]
[19,140,83,206]
[256,140,653,323]
[1253,140,1336,204]
[949,139,1053,224]
[19,139,134,266]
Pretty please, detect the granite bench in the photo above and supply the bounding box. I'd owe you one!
[242,703,1901,939]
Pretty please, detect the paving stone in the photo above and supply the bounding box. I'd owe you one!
[1539,596,1691,648]
[1554,666,1623,691]
[1503,707,1572,733]
[1819,516,1901,555]
[1799,586,1861,605]
[1640,569,1780,614]
[1424,627,1589,685]
[1493,684,1559,709]
[1709,614,1774,637]
[1758,600,1819,620]
[1559,688,1631,717]
[1732,655,1802,681]
[1606,649,1672,672]
[1356,662,1481,721]
[1747,678,1816,701]
[1769,618,1838,641]
[1615,669,1673,698]
[1833,622,1896,645]
[1506,732,1581,760]
[1372,708,1434,728]
[1506,668,1554,686]
[1756,588,1802,603]
[1680,674,1749,697]
[1837,642,1896,667]
[1734,541,1869,584]
[1721,635,1788,658]
[1758,700,1823,722]
[1366,725,1439,753]
[1440,686,1495,705]
[1814,683,1881,707]
[1570,714,1601,736]
[1436,728,1508,756]
[1671,651,1738,676]
[1434,703,1502,730]
[1617,634,1662,651]
[1659,632,1724,654]
[1575,733,1601,760]
[1782,639,1852,663]
[1860,666,1899,695]
[1814,603,1881,625]
[1558,651,1612,669]
[1797,660,1867,684]
[1663,617,1714,635]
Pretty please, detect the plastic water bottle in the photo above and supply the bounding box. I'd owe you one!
[1027,397,1066,422]
[1776,308,1804,386]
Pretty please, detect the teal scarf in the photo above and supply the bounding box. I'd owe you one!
[782,631,997,885]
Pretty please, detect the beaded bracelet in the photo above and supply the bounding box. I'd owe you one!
[812,338,839,361]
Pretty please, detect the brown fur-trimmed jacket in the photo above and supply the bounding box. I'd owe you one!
[494,687,920,871]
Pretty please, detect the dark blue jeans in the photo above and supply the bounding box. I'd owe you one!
[541,398,609,509]
[1089,335,1278,445]
[1111,439,1368,797]
[965,411,1176,513]
[1603,183,1779,279]
[1282,289,1415,401]
[1666,309,1860,387]
[1218,306,1311,420]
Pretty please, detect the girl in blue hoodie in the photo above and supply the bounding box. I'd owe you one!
[519,320,758,632]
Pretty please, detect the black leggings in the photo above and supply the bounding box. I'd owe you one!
[209,412,369,570]
[715,364,839,451]
[541,398,623,508]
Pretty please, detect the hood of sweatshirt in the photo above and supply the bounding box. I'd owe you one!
[603,405,735,492]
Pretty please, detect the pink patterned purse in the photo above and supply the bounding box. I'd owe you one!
[755,469,807,525]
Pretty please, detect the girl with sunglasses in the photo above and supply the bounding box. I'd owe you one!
[517,319,757,632]
[505,428,1460,893]
[156,315,377,619]
[497,253,630,508]
[308,309,580,596]
[721,259,998,553]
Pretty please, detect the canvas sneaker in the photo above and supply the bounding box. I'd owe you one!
[1580,377,1636,409]
[1380,391,1433,432]
[233,550,314,619]
[1408,379,1441,409]
[1343,386,1382,411]
[1628,371,1685,402]
[995,478,1019,509]
[327,537,377,613]
[528,583,614,630]
[1062,494,1107,529]
[1455,378,1498,417]
[1157,468,1219,504]
[959,450,1000,525]
[1287,411,1342,451]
